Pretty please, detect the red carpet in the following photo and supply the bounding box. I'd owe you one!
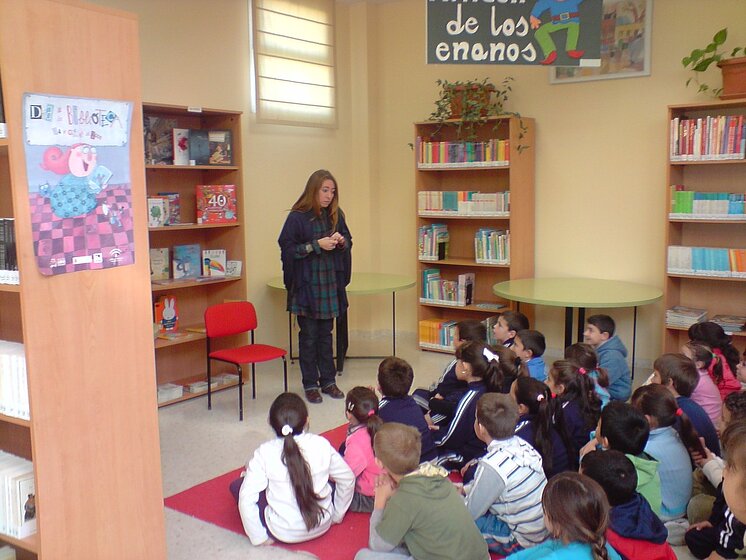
[164,424,371,559]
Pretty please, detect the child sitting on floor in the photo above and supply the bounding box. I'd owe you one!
[505,472,622,560]
[583,314,631,402]
[342,386,384,512]
[355,422,489,560]
[687,321,742,399]
[232,392,354,545]
[465,393,548,556]
[514,329,548,382]
[376,356,437,463]
[681,341,723,427]
[564,342,611,409]
[493,310,530,348]
[582,449,676,560]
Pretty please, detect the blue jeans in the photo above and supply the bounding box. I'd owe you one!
[297,315,336,391]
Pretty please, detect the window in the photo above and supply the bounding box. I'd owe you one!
[252,0,336,127]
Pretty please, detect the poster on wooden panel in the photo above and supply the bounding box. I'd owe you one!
[426,0,603,67]
[23,94,134,275]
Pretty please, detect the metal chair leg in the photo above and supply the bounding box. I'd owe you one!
[282,357,288,392]
[238,365,244,421]
[251,363,257,399]
[207,358,212,410]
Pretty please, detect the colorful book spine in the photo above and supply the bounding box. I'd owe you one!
[667,245,746,277]
[417,139,510,167]
[670,115,746,161]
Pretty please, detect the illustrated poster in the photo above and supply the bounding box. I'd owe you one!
[23,94,134,275]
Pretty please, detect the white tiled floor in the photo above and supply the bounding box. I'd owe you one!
[158,334,695,559]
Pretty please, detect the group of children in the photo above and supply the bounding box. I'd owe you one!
[229,312,746,560]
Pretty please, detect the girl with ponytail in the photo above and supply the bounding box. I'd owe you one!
[512,377,575,476]
[564,343,611,409]
[341,386,383,512]
[506,472,621,560]
[231,392,354,545]
[631,384,697,521]
[687,321,742,400]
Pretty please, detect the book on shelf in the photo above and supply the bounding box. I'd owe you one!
[202,249,227,277]
[226,260,242,278]
[0,451,36,539]
[149,248,170,281]
[457,272,475,305]
[154,295,178,332]
[143,115,176,165]
[172,243,202,279]
[213,373,240,385]
[710,314,746,333]
[188,129,210,165]
[670,114,746,161]
[147,196,169,228]
[0,340,29,421]
[172,128,190,166]
[186,380,219,393]
[667,245,746,277]
[418,191,510,216]
[156,330,189,341]
[185,326,207,334]
[157,192,181,225]
[665,306,708,328]
[474,228,510,264]
[416,137,510,166]
[196,184,237,224]
[418,223,448,261]
[0,218,18,285]
[208,130,233,165]
[157,383,183,403]
[670,186,746,218]
[0,544,15,560]
[420,269,474,306]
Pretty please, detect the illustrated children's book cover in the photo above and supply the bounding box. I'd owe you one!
[154,294,178,332]
[147,196,168,228]
[202,248,226,277]
[196,184,237,224]
[149,248,170,280]
[172,243,201,279]
[208,130,232,165]
[23,94,134,275]
[157,192,181,225]
[172,128,190,166]
[226,259,242,278]
[189,129,210,165]
[143,115,176,165]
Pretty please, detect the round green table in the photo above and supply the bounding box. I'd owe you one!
[268,272,415,372]
[493,278,662,376]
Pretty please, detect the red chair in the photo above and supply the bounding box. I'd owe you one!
[204,301,287,420]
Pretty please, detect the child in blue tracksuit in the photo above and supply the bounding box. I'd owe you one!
[584,314,631,402]
[514,329,547,382]
[505,472,622,560]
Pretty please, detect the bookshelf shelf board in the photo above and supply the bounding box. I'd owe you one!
[157,376,239,408]
[418,212,510,219]
[148,222,240,232]
[419,343,454,354]
[669,158,746,166]
[151,276,241,292]
[142,103,240,117]
[145,164,239,171]
[665,324,746,337]
[667,272,746,282]
[419,257,510,268]
[154,331,206,349]
[669,215,746,223]
[417,162,509,171]
[0,531,38,553]
[420,300,508,313]
[0,283,20,293]
[0,413,30,427]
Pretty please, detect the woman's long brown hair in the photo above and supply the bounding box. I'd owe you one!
[291,169,340,231]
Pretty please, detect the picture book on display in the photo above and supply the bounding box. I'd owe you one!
[0,451,36,539]
[157,192,181,225]
[172,128,190,166]
[208,130,233,165]
[143,116,176,165]
[154,295,178,332]
[189,129,210,165]
[226,260,242,277]
[196,184,237,224]
[149,248,170,281]
[172,244,201,279]
[202,249,226,277]
[147,196,168,228]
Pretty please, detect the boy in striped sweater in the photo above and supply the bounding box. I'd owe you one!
[464,393,548,556]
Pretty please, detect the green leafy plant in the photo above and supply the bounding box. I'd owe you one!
[682,27,746,96]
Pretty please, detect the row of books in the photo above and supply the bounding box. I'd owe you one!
[665,306,746,332]
[150,246,242,281]
[0,340,28,421]
[0,451,35,540]
[421,269,474,306]
[416,137,510,166]
[669,114,746,161]
[670,186,746,217]
[144,115,233,166]
[156,374,239,404]
[418,224,449,261]
[419,315,501,349]
[0,218,17,285]
[147,184,237,227]
[667,246,746,277]
[475,228,510,264]
[418,191,510,216]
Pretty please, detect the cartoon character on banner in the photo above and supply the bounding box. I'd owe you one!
[530,0,586,65]
[38,143,113,219]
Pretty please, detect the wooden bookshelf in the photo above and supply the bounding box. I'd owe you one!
[143,103,248,406]
[0,1,167,558]
[663,100,746,352]
[414,117,535,352]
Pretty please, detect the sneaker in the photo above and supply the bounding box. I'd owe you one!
[305,389,322,404]
[321,384,345,399]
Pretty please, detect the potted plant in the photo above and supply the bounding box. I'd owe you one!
[429,77,516,140]
[682,27,746,99]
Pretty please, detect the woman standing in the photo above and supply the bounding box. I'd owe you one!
[279,170,352,404]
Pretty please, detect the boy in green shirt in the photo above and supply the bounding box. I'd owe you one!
[354,422,489,560]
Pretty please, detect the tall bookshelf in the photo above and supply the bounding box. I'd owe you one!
[0,1,166,559]
[663,100,746,353]
[414,116,535,352]
[143,103,248,406]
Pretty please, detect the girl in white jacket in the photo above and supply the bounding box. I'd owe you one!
[232,392,354,545]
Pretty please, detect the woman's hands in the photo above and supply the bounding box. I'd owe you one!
[318,232,346,251]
